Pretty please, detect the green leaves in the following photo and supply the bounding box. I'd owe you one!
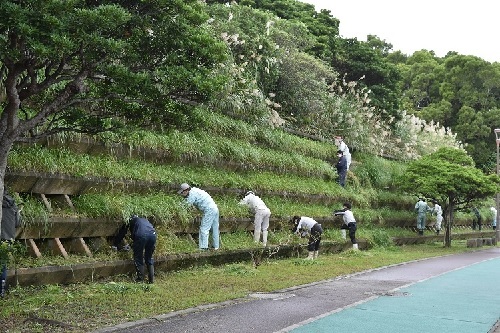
[397,147,499,208]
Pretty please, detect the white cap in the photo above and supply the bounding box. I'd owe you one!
[178,183,191,194]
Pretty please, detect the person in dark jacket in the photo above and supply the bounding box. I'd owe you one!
[471,207,482,231]
[335,150,348,187]
[114,215,157,283]
[1,188,22,297]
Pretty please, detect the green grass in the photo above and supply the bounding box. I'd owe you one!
[0,243,482,332]
[10,226,479,270]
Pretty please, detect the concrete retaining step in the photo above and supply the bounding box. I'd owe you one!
[6,241,365,288]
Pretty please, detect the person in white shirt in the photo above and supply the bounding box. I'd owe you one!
[334,202,358,250]
[291,216,323,259]
[335,136,351,170]
[491,206,498,230]
[432,199,443,235]
[239,191,271,246]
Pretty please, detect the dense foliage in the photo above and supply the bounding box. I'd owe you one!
[2,0,499,228]
[396,147,500,246]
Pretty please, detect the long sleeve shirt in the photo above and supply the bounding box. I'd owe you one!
[338,141,351,157]
[335,209,356,225]
[239,193,268,213]
[114,216,155,247]
[433,204,443,218]
[472,208,482,221]
[415,200,431,214]
[185,187,218,213]
[295,216,318,232]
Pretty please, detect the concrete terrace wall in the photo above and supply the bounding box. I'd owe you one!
[6,240,367,287]
[5,135,493,289]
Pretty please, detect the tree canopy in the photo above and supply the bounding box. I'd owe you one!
[396,147,499,246]
[397,51,500,170]
[0,0,231,228]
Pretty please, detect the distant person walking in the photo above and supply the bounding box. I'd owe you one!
[178,183,220,251]
[239,191,271,246]
[113,215,157,283]
[415,197,431,235]
[291,216,323,260]
[432,199,443,235]
[335,136,351,170]
[334,202,358,249]
[335,150,348,188]
[471,206,482,231]
[491,206,497,230]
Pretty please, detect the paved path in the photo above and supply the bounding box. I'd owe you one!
[96,248,500,333]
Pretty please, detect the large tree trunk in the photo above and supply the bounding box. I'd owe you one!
[1,72,22,232]
[444,202,454,247]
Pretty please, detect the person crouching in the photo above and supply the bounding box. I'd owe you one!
[291,216,323,260]
[113,215,157,283]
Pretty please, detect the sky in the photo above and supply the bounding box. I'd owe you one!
[301,0,500,63]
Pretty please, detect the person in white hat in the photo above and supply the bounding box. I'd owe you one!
[239,191,271,246]
[178,183,220,250]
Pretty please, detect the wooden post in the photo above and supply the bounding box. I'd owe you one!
[49,238,69,259]
[27,239,42,258]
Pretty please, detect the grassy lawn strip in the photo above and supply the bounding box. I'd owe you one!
[0,243,479,332]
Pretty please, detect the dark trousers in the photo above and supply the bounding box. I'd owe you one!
[133,233,157,276]
[1,264,6,297]
[472,218,482,230]
[341,222,357,244]
[337,171,347,187]
[1,265,6,281]
[307,223,323,251]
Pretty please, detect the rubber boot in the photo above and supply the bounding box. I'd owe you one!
[340,229,347,240]
[352,243,359,250]
[262,231,268,247]
[135,265,145,282]
[253,230,261,243]
[147,265,154,284]
[314,251,319,259]
[305,251,315,260]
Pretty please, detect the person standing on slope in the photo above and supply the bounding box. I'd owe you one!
[335,136,352,170]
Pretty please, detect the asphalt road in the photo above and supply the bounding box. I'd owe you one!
[96,247,500,333]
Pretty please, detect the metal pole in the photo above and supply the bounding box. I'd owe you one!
[495,129,500,243]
